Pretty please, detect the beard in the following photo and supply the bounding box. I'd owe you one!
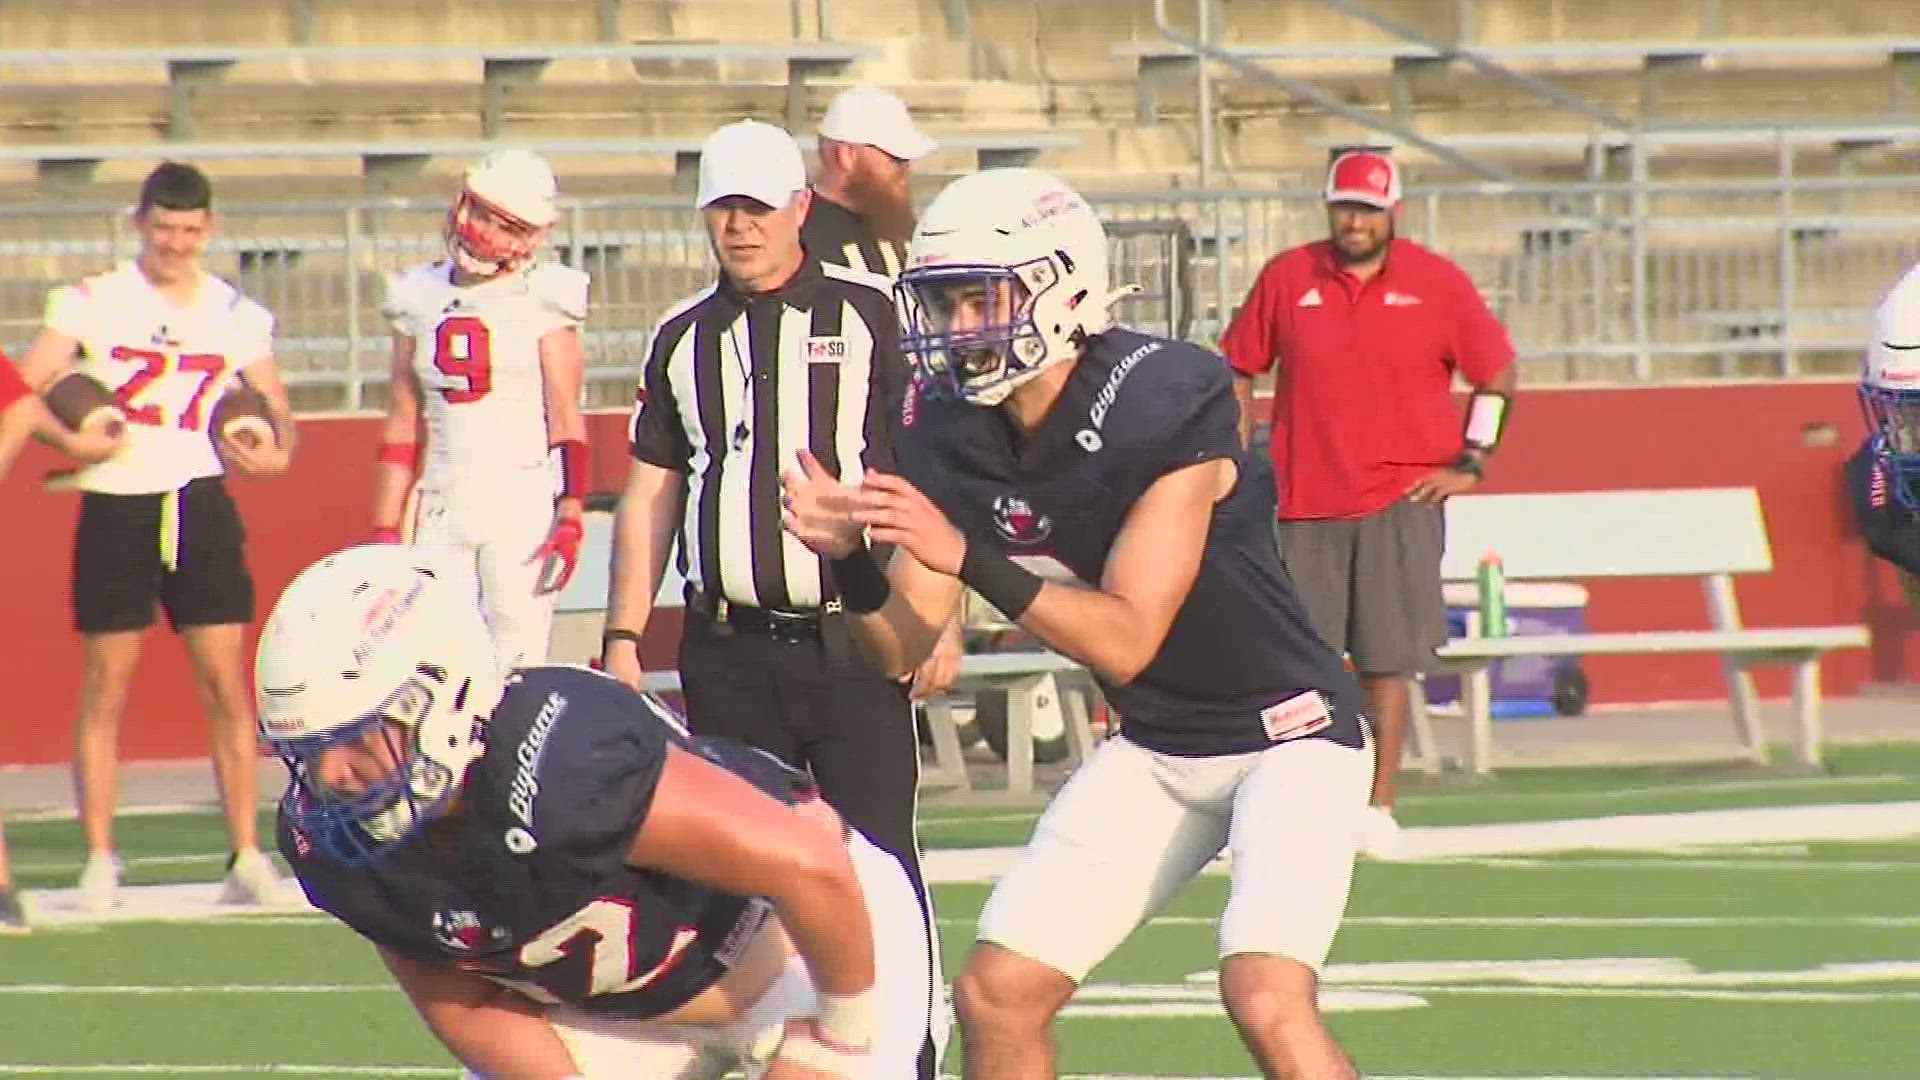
[848,171,918,244]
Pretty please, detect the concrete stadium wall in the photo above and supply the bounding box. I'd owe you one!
[0,383,1906,766]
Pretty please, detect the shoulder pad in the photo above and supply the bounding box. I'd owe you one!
[531,263,590,325]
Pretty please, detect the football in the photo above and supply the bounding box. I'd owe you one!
[44,371,125,438]
[210,383,276,451]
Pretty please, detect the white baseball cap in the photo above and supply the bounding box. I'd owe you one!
[696,119,808,210]
[820,85,937,161]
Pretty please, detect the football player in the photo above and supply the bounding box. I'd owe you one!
[14,161,297,913]
[370,149,591,673]
[1851,263,1920,578]
[783,168,1372,1078]
[262,545,941,1079]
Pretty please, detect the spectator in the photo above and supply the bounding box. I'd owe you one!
[1220,149,1518,855]
[14,162,297,911]
[600,119,943,1078]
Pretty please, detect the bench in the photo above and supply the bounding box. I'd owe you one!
[1423,487,1869,776]
[548,508,1103,795]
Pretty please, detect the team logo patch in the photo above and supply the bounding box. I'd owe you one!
[806,336,848,363]
[432,908,510,954]
[1260,691,1333,743]
[991,494,1053,546]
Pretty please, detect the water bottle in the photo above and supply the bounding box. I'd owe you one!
[1476,553,1509,638]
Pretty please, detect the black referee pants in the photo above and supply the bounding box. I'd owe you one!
[678,614,942,1077]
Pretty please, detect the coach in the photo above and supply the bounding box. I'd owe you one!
[1221,149,1518,856]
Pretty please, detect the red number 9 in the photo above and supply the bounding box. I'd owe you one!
[434,316,493,404]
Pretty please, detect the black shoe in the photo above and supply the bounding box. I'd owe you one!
[0,887,27,933]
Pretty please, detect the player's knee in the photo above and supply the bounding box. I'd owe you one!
[1218,952,1324,1032]
[953,944,1072,1031]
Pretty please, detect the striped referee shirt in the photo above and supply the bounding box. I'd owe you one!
[629,257,908,611]
[801,194,908,281]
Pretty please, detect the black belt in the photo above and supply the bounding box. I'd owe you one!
[687,589,839,641]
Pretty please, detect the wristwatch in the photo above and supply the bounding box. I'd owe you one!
[1452,452,1485,479]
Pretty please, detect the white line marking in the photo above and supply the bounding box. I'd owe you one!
[935,914,1920,929]
[1432,856,1918,872]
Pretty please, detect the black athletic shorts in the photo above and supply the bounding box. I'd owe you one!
[72,476,255,634]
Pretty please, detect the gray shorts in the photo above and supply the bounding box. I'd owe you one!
[1276,498,1447,676]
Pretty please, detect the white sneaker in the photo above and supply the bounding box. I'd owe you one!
[1357,805,1405,860]
[220,849,288,906]
[77,852,120,912]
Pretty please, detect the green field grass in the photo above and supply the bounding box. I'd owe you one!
[2,746,1916,1078]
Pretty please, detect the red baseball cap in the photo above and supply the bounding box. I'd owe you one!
[1325,150,1401,210]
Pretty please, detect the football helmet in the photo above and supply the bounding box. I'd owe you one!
[1862,264,1920,510]
[446,149,558,278]
[256,544,500,863]
[896,168,1126,406]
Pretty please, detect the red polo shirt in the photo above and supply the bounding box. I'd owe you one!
[1221,237,1514,520]
[0,351,27,412]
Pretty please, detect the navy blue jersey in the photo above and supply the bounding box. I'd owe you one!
[1848,438,1920,577]
[898,328,1366,756]
[280,666,806,1018]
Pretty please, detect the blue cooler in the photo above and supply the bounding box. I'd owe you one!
[1425,581,1590,719]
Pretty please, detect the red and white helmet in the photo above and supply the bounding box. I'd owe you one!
[446,149,559,278]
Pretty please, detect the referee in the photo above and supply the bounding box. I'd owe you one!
[601,119,941,1073]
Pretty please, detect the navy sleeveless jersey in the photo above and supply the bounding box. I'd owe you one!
[280,666,806,1018]
[897,328,1366,756]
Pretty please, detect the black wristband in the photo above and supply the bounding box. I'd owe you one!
[1452,452,1484,479]
[602,627,643,650]
[959,540,1044,622]
[830,544,892,614]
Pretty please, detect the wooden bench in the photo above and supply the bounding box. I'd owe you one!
[549,509,1102,795]
[1424,487,1869,776]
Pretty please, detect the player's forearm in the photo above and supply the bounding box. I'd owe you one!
[416,991,580,1079]
[370,461,416,532]
[0,397,36,476]
[1231,374,1257,450]
[1016,581,1166,686]
[769,841,877,998]
[845,596,944,681]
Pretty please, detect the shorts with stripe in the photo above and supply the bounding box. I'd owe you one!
[72,475,253,635]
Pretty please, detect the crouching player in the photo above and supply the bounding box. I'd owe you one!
[260,545,942,1078]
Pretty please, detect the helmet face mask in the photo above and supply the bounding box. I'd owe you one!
[445,150,558,279]
[898,168,1118,407]
[257,546,499,865]
[896,263,1052,404]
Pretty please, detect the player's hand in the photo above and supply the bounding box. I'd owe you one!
[58,423,127,464]
[852,471,966,577]
[764,1017,867,1079]
[220,433,291,478]
[369,526,403,544]
[908,617,964,700]
[531,515,584,594]
[1405,464,1479,504]
[781,448,866,560]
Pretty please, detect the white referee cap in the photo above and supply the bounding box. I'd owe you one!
[696,120,808,210]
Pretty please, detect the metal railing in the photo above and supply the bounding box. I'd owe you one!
[2,177,1914,412]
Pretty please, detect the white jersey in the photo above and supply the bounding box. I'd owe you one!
[45,263,274,495]
[382,260,589,479]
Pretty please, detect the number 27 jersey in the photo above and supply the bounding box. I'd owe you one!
[381,261,589,475]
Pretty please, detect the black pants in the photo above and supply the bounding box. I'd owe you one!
[678,613,942,1077]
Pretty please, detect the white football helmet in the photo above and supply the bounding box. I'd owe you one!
[896,168,1126,406]
[256,544,501,863]
[446,148,559,278]
[1862,263,1920,510]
